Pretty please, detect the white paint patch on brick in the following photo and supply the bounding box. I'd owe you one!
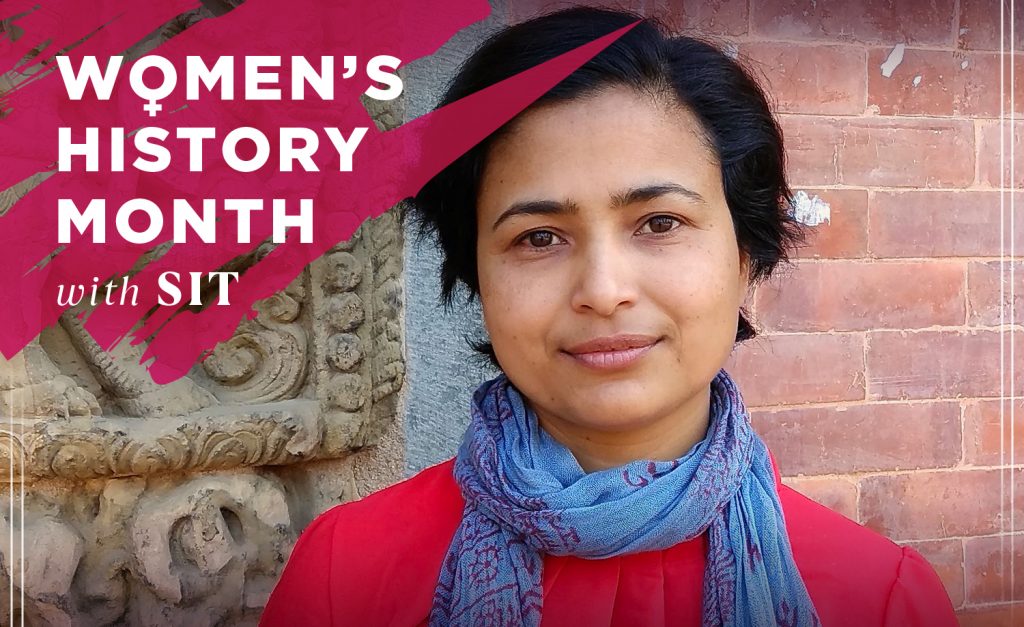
[789,190,831,227]
[961,59,969,70]
[912,75,922,87]
[880,43,906,78]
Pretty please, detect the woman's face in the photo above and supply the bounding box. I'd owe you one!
[476,86,749,456]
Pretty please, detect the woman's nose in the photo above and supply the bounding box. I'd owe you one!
[569,238,639,317]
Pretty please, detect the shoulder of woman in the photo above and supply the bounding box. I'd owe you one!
[778,485,957,626]
[320,456,465,541]
[306,456,464,566]
[881,545,960,626]
[261,458,464,625]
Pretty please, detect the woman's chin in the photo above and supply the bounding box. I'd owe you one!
[559,391,671,432]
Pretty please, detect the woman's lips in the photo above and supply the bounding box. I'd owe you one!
[562,335,660,371]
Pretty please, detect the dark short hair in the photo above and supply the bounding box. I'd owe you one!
[408,6,803,368]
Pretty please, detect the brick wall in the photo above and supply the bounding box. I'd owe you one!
[504,0,1023,623]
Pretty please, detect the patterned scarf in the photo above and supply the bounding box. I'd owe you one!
[429,369,820,627]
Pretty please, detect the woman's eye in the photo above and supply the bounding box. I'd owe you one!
[638,215,681,235]
[519,230,562,248]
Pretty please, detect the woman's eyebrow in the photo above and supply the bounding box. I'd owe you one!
[610,183,707,208]
[490,183,704,232]
[491,199,579,232]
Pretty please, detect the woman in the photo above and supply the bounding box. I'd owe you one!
[261,8,958,626]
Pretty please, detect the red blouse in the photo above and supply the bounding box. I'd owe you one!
[261,457,958,626]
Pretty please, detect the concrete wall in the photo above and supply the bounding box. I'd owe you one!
[400,5,505,474]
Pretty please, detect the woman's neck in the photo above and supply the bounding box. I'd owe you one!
[533,385,712,473]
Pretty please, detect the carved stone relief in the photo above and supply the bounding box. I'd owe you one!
[0,205,406,625]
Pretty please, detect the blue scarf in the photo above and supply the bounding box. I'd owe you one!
[429,369,821,626]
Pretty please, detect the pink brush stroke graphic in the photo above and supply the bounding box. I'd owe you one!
[0,0,635,383]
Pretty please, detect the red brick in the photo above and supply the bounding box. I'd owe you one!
[964,398,1024,466]
[778,115,842,185]
[791,188,868,259]
[869,191,1024,258]
[726,333,865,406]
[504,0,646,23]
[781,116,975,188]
[755,261,965,332]
[959,0,1024,51]
[904,539,965,608]
[839,117,975,188]
[965,534,1024,604]
[979,120,1024,189]
[868,48,1024,117]
[867,330,1024,400]
[957,605,1021,627]
[859,469,1024,540]
[781,476,859,521]
[968,261,1024,326]
[751,0,956,46]
[504,0,748,34]
[753,401,961,474]
[958,605,1023,627]
[664,0,748,36]
[740,43,866,115]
